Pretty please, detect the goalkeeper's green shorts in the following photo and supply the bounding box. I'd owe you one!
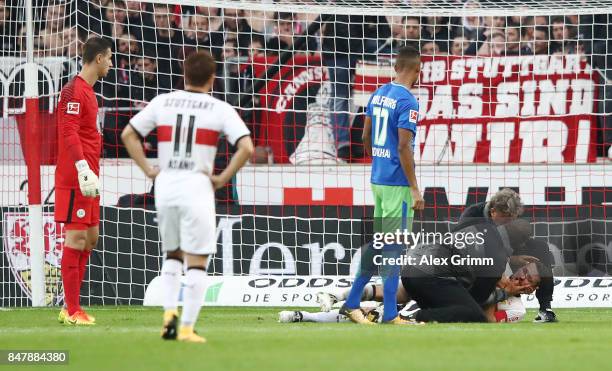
[371,184,414,233]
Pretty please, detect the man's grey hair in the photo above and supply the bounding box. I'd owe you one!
[488,188,524,217]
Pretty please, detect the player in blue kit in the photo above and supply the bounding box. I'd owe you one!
[340,46,425,324]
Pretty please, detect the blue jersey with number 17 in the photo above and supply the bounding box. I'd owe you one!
[366,82,419,187]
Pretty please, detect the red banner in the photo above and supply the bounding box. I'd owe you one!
[354,55,599,163]
[246,55,327,163]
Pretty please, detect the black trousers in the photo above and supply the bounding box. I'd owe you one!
[401,276,488,323]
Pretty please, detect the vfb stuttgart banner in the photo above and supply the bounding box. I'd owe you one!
[245,54,329,163]
[2,212,65,305]
[353,55,599,163]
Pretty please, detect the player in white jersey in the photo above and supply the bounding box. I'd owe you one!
[121,51,254,343]
[279,296,527,324]
[280,286,529,324]
[301,262,540,324]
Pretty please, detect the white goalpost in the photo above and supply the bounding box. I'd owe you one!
[23,0,45,307]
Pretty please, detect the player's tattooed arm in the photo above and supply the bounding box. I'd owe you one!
[398,128,424,210]
[362,116,372,157]
[121,125,160,179]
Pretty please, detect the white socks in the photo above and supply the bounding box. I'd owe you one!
[161,259,208,328]
[180,268,207,327]
[161,259,183,311]
[301,310,345,323]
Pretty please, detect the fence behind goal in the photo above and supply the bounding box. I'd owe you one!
[0,0,611,307]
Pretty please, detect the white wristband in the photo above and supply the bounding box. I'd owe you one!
[75,159,89,172]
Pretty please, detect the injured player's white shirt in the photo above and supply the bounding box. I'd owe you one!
[496,296,527,323]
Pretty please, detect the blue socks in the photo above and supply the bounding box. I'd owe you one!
[381,244,401,321]
[381,273,400,321]
[344,273,372,309]
[345,243,402,322]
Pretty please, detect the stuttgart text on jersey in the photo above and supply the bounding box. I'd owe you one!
[163,98,215,111]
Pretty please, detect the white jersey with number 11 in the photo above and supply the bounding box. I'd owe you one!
[129,90,250,205]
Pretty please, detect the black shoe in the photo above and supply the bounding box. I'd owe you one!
[534,309,558,323]
[399,301,421,321]
[161,313,179,340]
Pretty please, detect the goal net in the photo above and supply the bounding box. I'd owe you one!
[0,0,611,307]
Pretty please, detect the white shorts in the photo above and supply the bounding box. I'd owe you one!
[157,202,217,255]
[155,172,217,255]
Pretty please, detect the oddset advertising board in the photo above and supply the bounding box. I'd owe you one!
[143,275,612,309]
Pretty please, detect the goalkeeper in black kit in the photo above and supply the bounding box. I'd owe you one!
[459,188,558,323]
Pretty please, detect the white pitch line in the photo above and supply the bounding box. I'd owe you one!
[0,326,157,334]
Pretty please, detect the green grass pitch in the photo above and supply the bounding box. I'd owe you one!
[1,307,611,371]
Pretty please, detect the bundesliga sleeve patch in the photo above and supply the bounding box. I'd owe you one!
[409,109,418,124]
[66,102,80,115]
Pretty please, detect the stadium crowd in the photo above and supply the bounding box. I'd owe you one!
[0,0,610,159]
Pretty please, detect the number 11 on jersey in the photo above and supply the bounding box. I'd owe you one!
[169,114,197,170]
[173,114,197,158]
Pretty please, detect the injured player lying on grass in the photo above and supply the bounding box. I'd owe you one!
[279,262,541,324]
